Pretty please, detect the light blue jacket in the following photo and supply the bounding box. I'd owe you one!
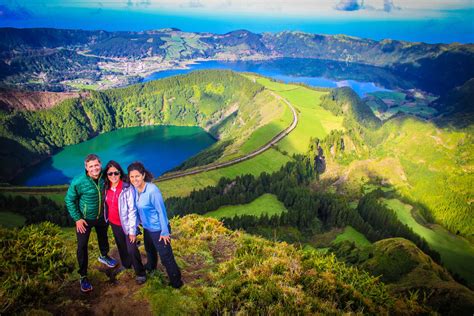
[135,182,170,236]
[104,182,139,235]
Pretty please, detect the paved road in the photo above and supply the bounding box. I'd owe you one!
[157,92,298,182]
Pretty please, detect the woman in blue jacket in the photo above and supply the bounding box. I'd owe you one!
[127,161,183,288]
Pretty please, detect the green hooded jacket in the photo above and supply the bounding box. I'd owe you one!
[65,172,105,222]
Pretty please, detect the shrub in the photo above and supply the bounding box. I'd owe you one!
[0,222,74,313]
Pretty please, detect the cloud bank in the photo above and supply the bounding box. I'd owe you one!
[335,0,400,13]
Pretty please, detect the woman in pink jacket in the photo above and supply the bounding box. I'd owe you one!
[104,160,146,284]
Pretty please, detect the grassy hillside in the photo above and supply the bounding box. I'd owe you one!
[249,76,344,154]
[317,87,473,238]
[159,76,344,198]
[383,198,474,286]
[331,237,474,314]
[311,85,473,284]
[362,238,474,314]
[374,117,473,237]
[2,215,425,315]
[1,70,289,181]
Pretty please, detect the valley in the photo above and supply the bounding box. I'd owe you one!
[0,26,473,315]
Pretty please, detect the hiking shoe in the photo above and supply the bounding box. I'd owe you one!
[98,255,118,268]
[80,277,93,293]
[136,275,147,285]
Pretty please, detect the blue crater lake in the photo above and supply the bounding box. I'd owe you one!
[144,58,394,97]
[15,126,216,186]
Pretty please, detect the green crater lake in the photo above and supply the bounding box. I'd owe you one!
[15,126,216,186]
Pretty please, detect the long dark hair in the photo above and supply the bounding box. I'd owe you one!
[127,161,153,182]
[104,160,128,189]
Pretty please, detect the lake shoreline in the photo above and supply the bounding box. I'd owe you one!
[11,125,216,187]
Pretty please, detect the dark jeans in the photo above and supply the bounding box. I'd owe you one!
[111,223,145,277]
[144,227,183,288]
[76,217,110,277]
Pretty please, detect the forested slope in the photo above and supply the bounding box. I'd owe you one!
[318,87,473,238]
[0,70,275,181]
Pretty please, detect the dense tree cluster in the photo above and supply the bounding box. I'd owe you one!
[0,194,73,227]
[166,151,440,264]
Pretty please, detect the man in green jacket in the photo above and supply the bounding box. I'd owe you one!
[65,154,117,293]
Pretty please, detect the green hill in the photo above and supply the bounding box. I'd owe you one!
[0,70,293,182]
[157,76,343,198]
[321,86,382,130]
[2,215,427,315]
[383,198,474,287]
[317,87,473,238]
[332,237,474,314]
[312,85,473,284]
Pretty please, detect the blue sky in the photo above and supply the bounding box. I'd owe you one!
[0,0,473,43]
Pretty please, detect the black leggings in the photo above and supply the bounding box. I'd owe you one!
[110,223,145,277]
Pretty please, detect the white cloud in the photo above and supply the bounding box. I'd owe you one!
[335,0,362,12]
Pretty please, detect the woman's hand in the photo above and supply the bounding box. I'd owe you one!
[129,234,136,243]
[159,235,171,245]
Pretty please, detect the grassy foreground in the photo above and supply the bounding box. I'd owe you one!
[2,215,416,315]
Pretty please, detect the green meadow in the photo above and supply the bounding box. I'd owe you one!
[251,77,344,154]
[159,148,292,198]
[205,193,287,219]
[238,99,293,155]
[333,226,371,247]
[383,198,474,286]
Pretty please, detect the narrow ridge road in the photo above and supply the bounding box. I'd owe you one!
[157,91,298,182]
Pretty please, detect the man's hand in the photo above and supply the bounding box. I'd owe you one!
[159,235,171,245]
[129,234,136,243]
[76,219,88,234]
